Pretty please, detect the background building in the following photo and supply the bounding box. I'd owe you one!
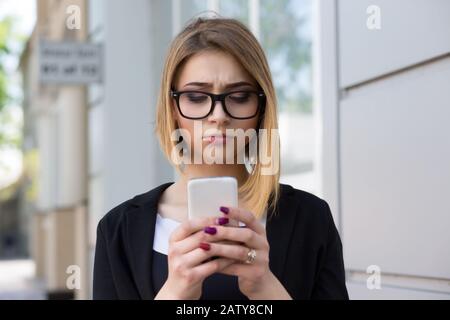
[19,0,89,299]
[0,0,448,299]
[315,0,450,299]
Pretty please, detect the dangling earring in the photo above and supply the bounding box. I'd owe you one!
[244,153,256,175]
[177,130,187,173]
[179,156,186,172]
[244,133,258,175]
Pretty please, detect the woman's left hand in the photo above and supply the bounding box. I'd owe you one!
[200,206,292,299]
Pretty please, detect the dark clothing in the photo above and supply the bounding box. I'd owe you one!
[93,182,349,300]
[152,249,248,300]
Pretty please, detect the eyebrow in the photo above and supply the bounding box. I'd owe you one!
[182,81,255,90]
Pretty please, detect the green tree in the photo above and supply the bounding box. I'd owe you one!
[218,0,312,113]
[260,0,312,113]
[0,17,12,114]
[0,16,22,149]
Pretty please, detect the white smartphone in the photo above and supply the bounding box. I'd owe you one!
[187,176,240,227]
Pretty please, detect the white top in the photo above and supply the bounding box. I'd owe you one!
[153,211,268,255]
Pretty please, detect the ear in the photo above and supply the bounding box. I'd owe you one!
[256,112,264,130]
[170,99,179,124]
[257,99,266,129]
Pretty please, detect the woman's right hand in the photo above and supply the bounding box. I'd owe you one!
[154,216,235,300]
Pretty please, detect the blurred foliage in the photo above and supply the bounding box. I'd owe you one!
[260,0,312,113]
[0,16,23,150]
[219,0,312,114]
[24,149,39,202]
[0,17,12,114]
[220,0,249,24]
[0,175,20,201]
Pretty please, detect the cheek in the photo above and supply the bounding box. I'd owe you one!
[176,119,204,153]
[240,118,260,140]
[233,119,260,155]
[177,118,195,140]
[242,118,259,131]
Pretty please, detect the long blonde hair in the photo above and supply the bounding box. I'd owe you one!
[155,16,281,219]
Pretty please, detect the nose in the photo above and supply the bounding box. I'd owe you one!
[207,99,231,125]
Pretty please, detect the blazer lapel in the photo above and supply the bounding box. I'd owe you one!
[266,184,299,281]
[126,182,174,299]
[125,182,297,299]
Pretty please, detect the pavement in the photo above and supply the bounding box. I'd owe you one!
[0,259,46,300]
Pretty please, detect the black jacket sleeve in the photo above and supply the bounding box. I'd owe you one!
[311,200,349,300]
[93,219,119,300]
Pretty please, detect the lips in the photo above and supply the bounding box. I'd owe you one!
[203,134,231,143]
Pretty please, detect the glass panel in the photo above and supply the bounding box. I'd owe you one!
[259,0,315,192]
[173,0,315,192]
[219,0,249,25]
[180,0,209,26]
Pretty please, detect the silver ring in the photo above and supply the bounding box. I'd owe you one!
[245,249,257,264]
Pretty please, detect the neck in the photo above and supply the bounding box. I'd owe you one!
[171,164,249,206]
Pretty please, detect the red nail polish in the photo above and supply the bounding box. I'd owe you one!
[220,206,229,214]
[217,217,229,225]
[204,226,217,235]
[199,242,211,251]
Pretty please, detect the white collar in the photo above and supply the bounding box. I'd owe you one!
[153,211,268,255]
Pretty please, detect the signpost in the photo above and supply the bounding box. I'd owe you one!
[39,40,103,84]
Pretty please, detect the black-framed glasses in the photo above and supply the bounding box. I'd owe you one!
[170,89,266,120]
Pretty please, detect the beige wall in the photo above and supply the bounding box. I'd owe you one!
[23,0,90,299]
[315,0,450,299]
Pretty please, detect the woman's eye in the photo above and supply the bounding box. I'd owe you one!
[229,93,250,103]
[187,94,208,103]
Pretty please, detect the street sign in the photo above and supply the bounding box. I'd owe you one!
[39,40,103,84]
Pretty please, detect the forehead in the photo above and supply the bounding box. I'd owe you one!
[175,50,256,88]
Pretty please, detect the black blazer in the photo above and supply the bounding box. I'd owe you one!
[93,182,349,300]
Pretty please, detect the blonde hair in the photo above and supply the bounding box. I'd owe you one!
[155,16,281,219]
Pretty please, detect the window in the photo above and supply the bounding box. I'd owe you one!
[171,0,315,193]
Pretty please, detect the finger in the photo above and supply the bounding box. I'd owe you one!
[207,242,264,264]
[219,206,265,235]
[171,224,233,256]
[179,247,212,268]
[190,257,236,280]
[203,225,268,250]
[169,216,219,243]
[217,263,257,279]
[170,230,206,256]
[181,238,257,269]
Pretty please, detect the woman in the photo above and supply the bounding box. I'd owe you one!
[93,16,349,300]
